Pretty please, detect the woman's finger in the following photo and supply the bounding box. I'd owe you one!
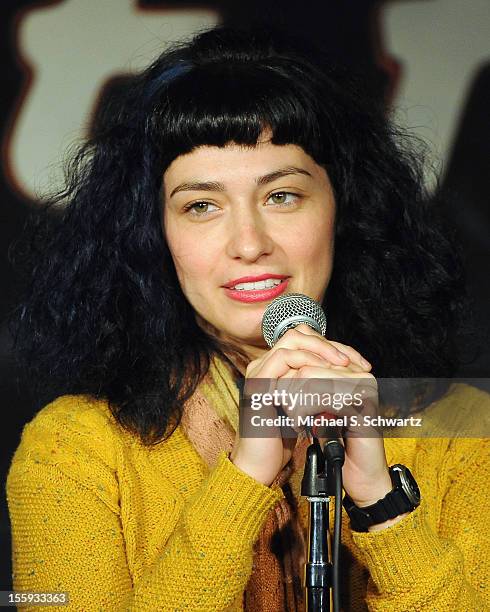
[270,326,351,367]
[293,325,371,370]
[247,347,332,378]
[327,340,372,370]
[282,325,372,370]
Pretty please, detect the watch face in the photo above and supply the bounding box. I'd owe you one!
[397,466,421,506]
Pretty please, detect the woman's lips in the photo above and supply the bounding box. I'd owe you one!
[222,273,288,288]
[223,278,290,303]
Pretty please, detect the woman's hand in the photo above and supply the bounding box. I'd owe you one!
[230,325,393,511]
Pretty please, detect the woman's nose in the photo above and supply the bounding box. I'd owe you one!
[225,210,274,262]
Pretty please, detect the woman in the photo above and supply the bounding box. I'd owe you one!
[7,26,488,611]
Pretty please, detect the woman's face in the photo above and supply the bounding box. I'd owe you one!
[163,134,336,359]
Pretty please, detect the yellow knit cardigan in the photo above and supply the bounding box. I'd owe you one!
[7,361,490,611]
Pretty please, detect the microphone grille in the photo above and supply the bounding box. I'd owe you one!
[262,293,327,347]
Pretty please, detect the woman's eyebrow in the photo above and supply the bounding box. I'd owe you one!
[169,166,312,198]
[170,180,224,198]
[256,166,312,186]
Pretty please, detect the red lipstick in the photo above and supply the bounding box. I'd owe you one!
[222,274,290,303]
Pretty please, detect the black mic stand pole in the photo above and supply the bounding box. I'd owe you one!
[301,435,345,612]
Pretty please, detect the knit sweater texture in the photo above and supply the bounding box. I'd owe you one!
[6,361,490,611]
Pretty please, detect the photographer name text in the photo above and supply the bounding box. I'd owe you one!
[250,414,423,428]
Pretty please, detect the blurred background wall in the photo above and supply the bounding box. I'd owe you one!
[1,0,489,589]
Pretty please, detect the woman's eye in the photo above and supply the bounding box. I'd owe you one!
[266,192,299,207]
[185,201,219,216]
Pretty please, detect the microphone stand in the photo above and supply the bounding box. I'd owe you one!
[301,435,345,612]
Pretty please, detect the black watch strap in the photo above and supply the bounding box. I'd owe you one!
[343,465,420,532]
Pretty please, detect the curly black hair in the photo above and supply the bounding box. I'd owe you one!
[11,25,467,444]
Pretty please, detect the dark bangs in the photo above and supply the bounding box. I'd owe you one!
[148,60,328,170]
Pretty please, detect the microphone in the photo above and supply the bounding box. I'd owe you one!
[261,292,344,441]
[261,292,333,437]
[261,293,327,347]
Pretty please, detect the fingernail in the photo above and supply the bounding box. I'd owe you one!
[361,357,371,369]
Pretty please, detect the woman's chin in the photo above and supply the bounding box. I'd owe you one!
[195,313,269,358]
[220,329,268,354]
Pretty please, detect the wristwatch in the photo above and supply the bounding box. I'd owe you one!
[342,464,421,532]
